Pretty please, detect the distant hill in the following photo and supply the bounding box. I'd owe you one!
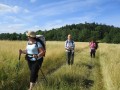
[0,22,120,43]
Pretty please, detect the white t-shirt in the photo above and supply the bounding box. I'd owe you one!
[26,41,42,61]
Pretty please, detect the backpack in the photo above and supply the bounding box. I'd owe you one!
[36,35,46,57]
[95,42,99,50]
[66,40,74,47]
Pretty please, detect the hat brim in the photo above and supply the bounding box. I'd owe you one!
[26,32,36,38]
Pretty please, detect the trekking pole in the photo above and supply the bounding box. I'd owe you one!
[17,50,21,70]
[19,50,21,61]
[40,69,48,83]
[14,50,21,90]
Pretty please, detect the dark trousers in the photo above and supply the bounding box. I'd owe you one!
[27,57,43,83]
[90,49,96,58]
[66,51,74,65]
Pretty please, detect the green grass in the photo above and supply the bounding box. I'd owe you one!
[0,41,119,90]
[33,42,105,90]
[99,43,120,90]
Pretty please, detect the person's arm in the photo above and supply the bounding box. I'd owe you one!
[37,47,45,58]
[71,41,75,49]
[19,49,27,54]
[33,42,45,58]
[94,43,96,48]
[33,47,45,58]
[65,41,68,50]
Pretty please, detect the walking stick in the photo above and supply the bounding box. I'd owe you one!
[40,69,48,83]
[19,50,21,61]
[14,50,21,89]
[17,50,21,71]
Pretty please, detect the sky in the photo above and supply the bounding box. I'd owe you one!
[0,0,120,33]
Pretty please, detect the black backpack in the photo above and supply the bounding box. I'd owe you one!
[35,35,46,57]
[35,38,45,50]
[95,42,99,50]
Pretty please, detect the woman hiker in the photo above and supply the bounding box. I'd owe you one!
[89,40,96,58]
[19,31,45,90]
[65,34,75,65]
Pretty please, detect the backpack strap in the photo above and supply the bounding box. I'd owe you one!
[66,40,74,46]
[35,38,45,50]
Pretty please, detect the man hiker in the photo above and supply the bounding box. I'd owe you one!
[89,40,96,58]
[65,34,75,65]
[19,31,45,90]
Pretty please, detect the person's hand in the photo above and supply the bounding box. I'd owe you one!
[66,48,70,50]
[33,55,38,59]
[19,49,22,54]
[68,46,72,49]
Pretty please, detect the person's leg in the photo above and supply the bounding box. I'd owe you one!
[27,61,35,90]
[90,49,92,58]
[29,82,35,90]
[91,49,95,58]
[30,58,43,83]
[27,60,33,71]
[66,52,71,65]
[93,50,96,58]
[71,52,74,65]
[29,58,43,90]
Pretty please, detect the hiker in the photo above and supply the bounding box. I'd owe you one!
[65,34,75,65]
[19,31,45,90]
[89,40,96,58]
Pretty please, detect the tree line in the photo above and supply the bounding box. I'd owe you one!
[0,22,120,43]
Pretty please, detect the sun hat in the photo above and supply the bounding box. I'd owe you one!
[26,31,36,38]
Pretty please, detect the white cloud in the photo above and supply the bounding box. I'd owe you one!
[0,3,20,14]
[30,0,37,3]
[12,6,20,13]
[0,23,26,33]
[0,3,30,14]
[24,9,30,13]
[27,0,100,19]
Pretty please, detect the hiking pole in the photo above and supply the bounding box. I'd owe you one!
[18,50,21,64]
[14,50,21,90]
[17,50,21,70]
[40,69,48,83]
[19,50,21,61]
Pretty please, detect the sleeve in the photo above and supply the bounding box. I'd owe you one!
[94,43,96,47]
[65,41,67,49]
[37,42,42,48]
[73,41,75,48]
[26,42,28,50]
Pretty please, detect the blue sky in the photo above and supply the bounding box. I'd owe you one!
[0,0,120,33]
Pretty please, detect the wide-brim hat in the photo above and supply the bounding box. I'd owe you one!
[26,31,36,38]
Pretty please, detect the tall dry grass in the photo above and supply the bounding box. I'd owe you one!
[0,41,67,90]
[99,43,120,90]
[1,41,119,90]
[34,42,105,90]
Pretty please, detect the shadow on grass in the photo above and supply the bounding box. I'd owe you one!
[82,79,94,88]
[46,74,94,90]
[76,61,94,70]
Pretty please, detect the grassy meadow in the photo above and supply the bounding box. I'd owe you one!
[0,41,120,90]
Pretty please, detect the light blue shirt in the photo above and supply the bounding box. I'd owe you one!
[26,41,42,61]
[65,40,75,52]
